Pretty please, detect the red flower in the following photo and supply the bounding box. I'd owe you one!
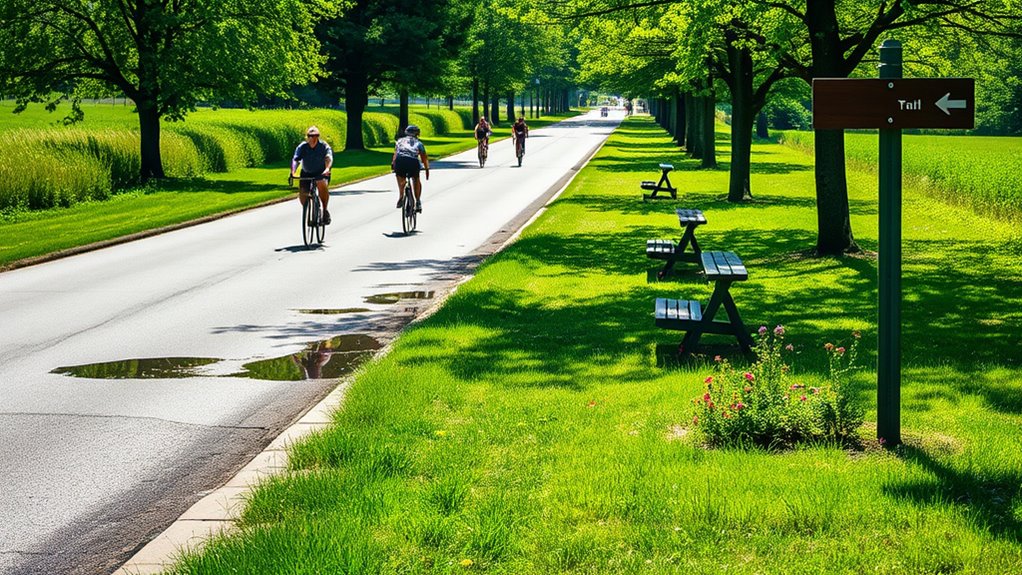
[704,376,714,384]
[800,395,807,402]
[703,392,712,402]
[744,372,755,381]
[836,347,846,355]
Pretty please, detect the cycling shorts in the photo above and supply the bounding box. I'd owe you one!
[394,155,421,178]
[299,172,330,194]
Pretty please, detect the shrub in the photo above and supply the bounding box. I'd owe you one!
[692,326,864,448]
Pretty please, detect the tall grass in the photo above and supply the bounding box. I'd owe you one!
[780,130,1022,219]
[0,105,474,212]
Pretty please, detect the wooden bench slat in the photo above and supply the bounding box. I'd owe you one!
[655,297,668,319]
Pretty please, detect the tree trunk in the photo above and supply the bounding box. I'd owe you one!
[398,88,409,139]
[472,77,480,125]
[701,93,717,169]
[344,67,369,150]
[137,100,164,180]
[448,95,454,110]
[686,93,698,157]
[689,95,703,159]
[808,0,858,254]
[674,92,686,148]
[490,95,499,124]
[756,111,769,138]
[727,44,754,200]
[483,83,490,121]
[506,90,515,122]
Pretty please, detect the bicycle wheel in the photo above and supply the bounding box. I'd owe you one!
[402,184,416,234]
[302,199,315,246]
[315,204,326,243]
[517,143,524,167]
[478,144,486,167]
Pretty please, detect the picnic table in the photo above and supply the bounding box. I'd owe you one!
[654,250,755,357]
[646,208,705,278]
[641,163,676,200]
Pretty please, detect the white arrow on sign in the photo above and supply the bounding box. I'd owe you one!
[935,93,967,115]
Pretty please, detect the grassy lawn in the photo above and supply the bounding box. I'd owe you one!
[169,117,1022,574]
[0,110,576,268]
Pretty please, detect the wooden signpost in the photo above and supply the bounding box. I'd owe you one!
[811,40,975,446]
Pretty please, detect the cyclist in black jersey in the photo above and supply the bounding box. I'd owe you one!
[512,117,529,154]
[392,125,430,212]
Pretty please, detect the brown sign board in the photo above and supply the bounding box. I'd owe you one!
[812,78,975,129]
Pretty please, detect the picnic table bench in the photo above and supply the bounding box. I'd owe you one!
[655,250,755,357]
[646,208,705,278]
[641,163,676,200]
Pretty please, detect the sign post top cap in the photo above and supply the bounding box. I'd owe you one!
[880,39,902,49]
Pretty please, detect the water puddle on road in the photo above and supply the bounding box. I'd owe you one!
[364,291,435,305]
[295,308,372,315]
[51,334,382,382]
[232,334,382,381]
[51,357,220,379]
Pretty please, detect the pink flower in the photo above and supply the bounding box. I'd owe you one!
[758,326,768,335]
[735,402,745,410]
[800,395,807,402]
[714,355,722,363]
[744,372,755,382]
[790,383,804,389]
[704,376,714,384]
[774,325,785,336]
[836,347,846,355]
[785,344,794,352]
[703,393,712,402]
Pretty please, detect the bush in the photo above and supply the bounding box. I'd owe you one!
[692,326,864,448]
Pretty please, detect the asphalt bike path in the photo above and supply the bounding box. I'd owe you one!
[0,110,622,574]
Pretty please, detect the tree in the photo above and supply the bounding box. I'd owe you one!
[763,0,1022,254]
[0,0,329,180]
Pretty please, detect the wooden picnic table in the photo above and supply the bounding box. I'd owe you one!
[654,250,755,356]
[646,208,705,278]
[641,163,676,200]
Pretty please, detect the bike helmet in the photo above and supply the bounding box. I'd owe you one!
[405,124,421,136]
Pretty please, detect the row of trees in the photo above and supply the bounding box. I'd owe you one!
[0,0,578,180]
[563,0,1021,255]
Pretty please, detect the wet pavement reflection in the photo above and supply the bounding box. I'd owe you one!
[51,334,382,381]
[294,308,371,314]
[363,290,435,305]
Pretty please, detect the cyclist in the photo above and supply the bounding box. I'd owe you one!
[392,124,430,213]
[474,116,492,149]
[290,126,333,225]
[512,116,529,155]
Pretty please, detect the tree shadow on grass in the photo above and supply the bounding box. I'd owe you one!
[885,444,1022,543]
[153,178,279,194]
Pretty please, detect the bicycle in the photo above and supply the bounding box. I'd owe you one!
[400,176,417,234]
[289,175,326,246]
[477,137,488,168]
[515,136,525,167]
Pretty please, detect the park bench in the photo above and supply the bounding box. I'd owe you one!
[641,163,677,200]
[654,250,755,357]
[646,208,705,278]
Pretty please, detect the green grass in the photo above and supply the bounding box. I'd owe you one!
[780,130,1022,220]
[169,117,1022,574]
[0,107,576,267]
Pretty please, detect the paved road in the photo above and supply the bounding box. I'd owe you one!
[0,110,622,574]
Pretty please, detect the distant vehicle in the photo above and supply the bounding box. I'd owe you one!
[600,106,609,117]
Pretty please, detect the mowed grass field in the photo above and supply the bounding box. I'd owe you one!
[167,117,1022,574]
[0,102,574,267]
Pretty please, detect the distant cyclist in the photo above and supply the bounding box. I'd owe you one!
[512,117,529,154]
[474,116,492,148]
[392,124,430,213]
[290,126,333,225]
